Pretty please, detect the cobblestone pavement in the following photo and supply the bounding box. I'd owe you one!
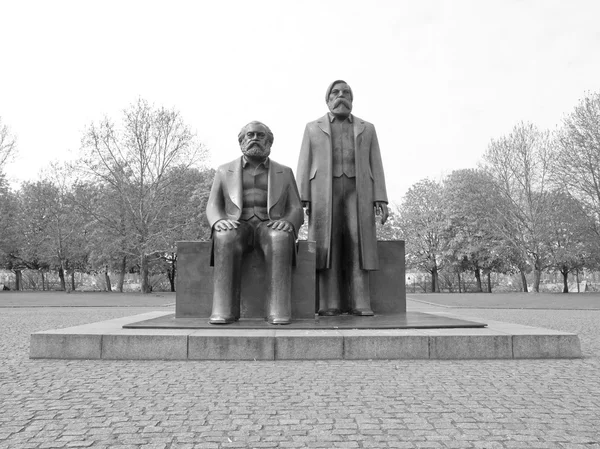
[1,303,600,448]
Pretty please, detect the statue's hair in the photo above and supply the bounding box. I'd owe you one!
[325,80,353,102]
[238,121,274,146]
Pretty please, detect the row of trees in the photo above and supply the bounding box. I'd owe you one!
[0,100,213,292]
[394,92,600,293]
[2,92,600,293]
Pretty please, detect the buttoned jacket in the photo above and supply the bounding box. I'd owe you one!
[206,157,304,237]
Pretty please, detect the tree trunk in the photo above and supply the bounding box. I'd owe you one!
[117,256,126,292]
[41,271,45,291]
[474,267,483,292]
[431,266,440,293]
[70,271,76,292]
[533,265,542,293]
[576,268,580,293]
[168,271,175,292]
[457,271,462,293]
[168,252,176,292]
[58,267,66,291]
[14,269,22,291]
[562,268,569,293]
[520,269,528,293]
[104,266,112,292]
[140,253,151,293]
[487,272,492,293]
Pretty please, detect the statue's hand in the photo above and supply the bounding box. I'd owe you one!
[267,220,294,233]
[374,201,389,225]
[302,201,311,216]
[213,219,240,232]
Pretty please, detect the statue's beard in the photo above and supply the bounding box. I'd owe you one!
[242,142,271,158]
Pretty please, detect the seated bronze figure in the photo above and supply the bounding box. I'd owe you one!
[205,121,304,325]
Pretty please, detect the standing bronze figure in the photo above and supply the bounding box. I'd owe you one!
[206,121,303,325]
[297,81,388,316]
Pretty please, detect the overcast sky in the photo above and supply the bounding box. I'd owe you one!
[1,0,599,204]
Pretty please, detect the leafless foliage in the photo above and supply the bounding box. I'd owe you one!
[554,92,600,222]
[0,117,17,170]
[80,99,206,233]
[482,122,555,291]
[78,98,208,292]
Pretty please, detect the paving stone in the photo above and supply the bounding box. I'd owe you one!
[341,329,429,359]
[512,334,582,358]
[424,329,513,359]
[188,329,275,360]
[274,330,343,359]
[29,333,102,360]
[102,331,189,360]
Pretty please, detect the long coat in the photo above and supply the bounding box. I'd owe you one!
[296,114,388,270]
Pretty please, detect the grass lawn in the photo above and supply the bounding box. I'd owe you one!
[0,291,176,307]
[408,291,600,309]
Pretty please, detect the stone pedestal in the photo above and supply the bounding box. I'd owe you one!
[370,240,406,314]
[175,240,406,319]
[30,312,583,360]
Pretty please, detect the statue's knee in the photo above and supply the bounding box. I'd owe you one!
[266,228,294,248]
[213,228,243,250]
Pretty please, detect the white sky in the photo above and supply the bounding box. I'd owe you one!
[1,0,599,204]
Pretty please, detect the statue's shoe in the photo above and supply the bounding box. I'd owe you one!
[268,317,291,325]
[351,308,374,316]
[209,315,235,325]
[318,308,342,316]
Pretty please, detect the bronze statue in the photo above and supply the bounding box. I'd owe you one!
[206,121,304,325]
[297,80,388,316]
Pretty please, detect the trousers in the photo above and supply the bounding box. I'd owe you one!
[211,217,295,321]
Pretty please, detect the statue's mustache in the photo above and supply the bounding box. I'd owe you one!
[246,141,264,149]
[334,98,351,109]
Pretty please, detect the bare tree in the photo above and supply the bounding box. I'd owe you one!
[79,98,207,293]
[482,122,555,292]
[554,91,600,243]
[0,117,17,171]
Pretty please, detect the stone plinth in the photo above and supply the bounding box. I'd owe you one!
[30,312,583,360]
[176,240,406,318]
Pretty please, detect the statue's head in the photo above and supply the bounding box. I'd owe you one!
[326,80,353,118]
[238,121,273,159]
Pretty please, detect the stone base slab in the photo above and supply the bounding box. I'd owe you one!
[30,312,582,360]
[122,311,486,330]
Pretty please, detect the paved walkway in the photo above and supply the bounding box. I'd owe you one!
[1,294,599,448]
